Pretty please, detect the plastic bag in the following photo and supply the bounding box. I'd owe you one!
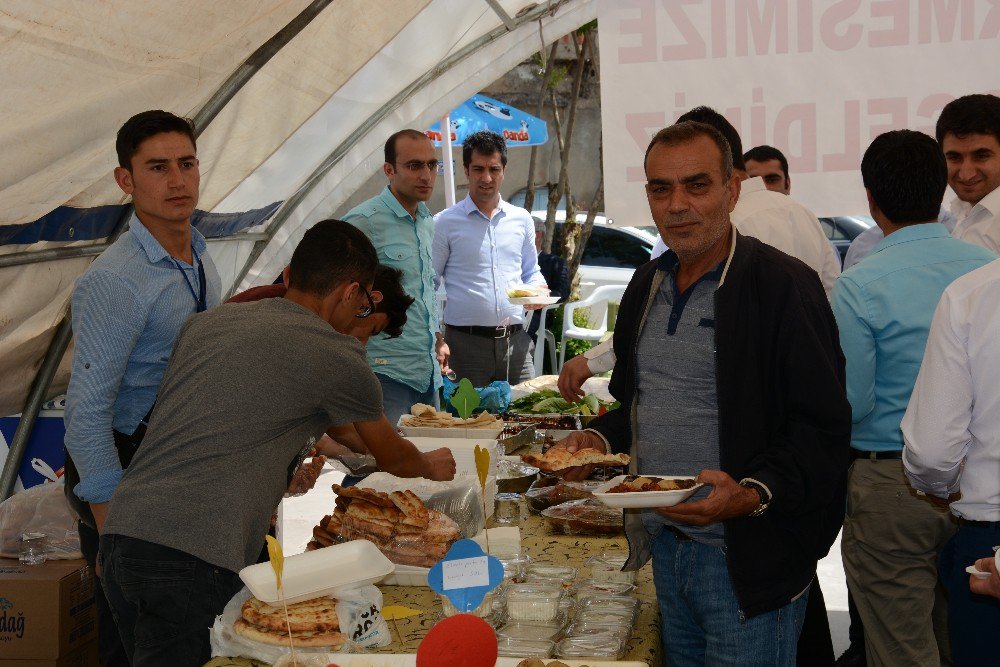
[0,481,82,559]
[331,584,390,649]
[356,473,486,538]
[442,376,511,415]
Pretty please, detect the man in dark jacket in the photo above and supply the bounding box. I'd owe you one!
[556,121,851,664]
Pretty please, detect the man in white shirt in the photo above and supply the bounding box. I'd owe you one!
[744,144,791,195]
[938,93,1000,252]
[901,258,1000,667]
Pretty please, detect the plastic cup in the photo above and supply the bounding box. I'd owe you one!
[493,492,526,526]
[19,532,47,565]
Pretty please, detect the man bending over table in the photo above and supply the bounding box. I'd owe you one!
[98,220,456,667]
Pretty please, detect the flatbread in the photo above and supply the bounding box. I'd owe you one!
[522,448,630,472]
[400,406,500,429]
[233,618,347,649]
[332,484,395,509]
[390,489,430,529]
[240,597,340,633]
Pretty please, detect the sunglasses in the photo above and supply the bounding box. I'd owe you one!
[355,283,376,319]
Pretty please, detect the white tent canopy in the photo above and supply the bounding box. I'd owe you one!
[0,0,596,493]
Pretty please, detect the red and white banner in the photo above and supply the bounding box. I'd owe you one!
[599,0,1000,221]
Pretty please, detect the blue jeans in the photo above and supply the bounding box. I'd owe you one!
[938,523,1000,667]
[100,534,244,667]
[650,527,808,666]
[377,374,436,426]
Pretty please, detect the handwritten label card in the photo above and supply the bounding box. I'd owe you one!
[442,556,489,590]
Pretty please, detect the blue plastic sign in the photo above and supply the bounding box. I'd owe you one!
[428,539,504,612]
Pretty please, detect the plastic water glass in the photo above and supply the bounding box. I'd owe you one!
[19,532,47,565]
[493,492,526,526]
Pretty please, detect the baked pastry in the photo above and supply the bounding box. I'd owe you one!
[522,448,630,472]
[234,596,345,648]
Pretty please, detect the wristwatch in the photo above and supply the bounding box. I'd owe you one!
[739,478,772,517]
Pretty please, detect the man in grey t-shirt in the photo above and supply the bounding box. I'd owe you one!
[98,220,456,667]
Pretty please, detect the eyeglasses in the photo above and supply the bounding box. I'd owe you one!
[355,284,376,319]
[398,160,439,173]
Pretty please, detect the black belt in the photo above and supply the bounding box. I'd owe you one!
[448,323,523,339]
[958,518,1000,529]
[850,449,903,460]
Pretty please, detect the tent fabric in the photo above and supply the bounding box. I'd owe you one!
[0,0,597,418]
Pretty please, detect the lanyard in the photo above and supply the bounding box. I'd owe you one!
[170,247,207,313]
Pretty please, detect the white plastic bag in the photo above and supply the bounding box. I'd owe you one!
[0,481,82,559]
[331,584,391,649]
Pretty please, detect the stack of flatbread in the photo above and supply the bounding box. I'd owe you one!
[522,448,630,473]
[233,595,346,649]
[399,403,499,429]
[306,485,461,568]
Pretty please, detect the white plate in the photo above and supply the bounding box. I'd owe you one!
[397,415,503,440]
[593,475,703,509]
[509,295,560,305]
[239,539,394,604]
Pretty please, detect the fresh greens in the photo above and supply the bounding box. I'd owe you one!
[507,389,620,416]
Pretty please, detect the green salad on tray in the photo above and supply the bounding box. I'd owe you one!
[507,389,620,416]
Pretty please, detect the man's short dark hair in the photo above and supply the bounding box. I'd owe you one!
[462,130,507,167]
[116,110,196,170]
[936,94,1000,144]
[372,265,414,338]
[384,129,431,165]
[862,130,946,224]
[645,121,734,180]
[743,145,789,179]
[287,220,378,296]
[676,106,745,171]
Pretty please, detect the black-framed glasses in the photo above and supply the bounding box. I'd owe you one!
[398,159,439,173]
[355,284,376,319]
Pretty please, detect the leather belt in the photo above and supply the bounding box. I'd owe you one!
[958,518,1000,529]
[447,323,523,339]
[850,449,903,460]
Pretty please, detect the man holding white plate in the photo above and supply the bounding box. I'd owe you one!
[554,121,851,665]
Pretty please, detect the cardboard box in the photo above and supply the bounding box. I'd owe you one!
[0,639,98,666]
[0,559,95,659]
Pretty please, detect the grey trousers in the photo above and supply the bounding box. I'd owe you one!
[443,326,534,387]
[842,458,956,667]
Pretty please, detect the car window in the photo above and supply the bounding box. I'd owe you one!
[583,227,652,269]
[818,218,836,240]
[828,219,851,241]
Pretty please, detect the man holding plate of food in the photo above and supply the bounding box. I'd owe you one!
[550,120,851,664]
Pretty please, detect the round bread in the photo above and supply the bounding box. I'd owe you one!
[240,597,339,633]
[233,618,347,649]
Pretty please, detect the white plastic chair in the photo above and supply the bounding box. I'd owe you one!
[530,303,559,377]
[558,285,627,370]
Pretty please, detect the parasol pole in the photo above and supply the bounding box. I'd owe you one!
[442,113,456,207]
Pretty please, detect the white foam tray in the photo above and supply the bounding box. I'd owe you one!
[398,416,503,440]
[239,539,394,604]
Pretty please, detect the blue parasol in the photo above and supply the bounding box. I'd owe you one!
[427,94,548,147]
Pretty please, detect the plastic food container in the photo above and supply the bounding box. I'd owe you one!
[440,589,497,619]
[555,634,627,659]
[498,554,532,582]
[587,552,637,585]
[495,635,556,658]
[505,585,563,622]
[573,578,636,598]
[496,620,564,642]
[576,594,641,617]
[541,499,625,536]
[564,621,631,642]
[526,563,577,583]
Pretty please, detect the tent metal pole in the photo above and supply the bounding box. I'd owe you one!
[482,0,516,31]
[228,0,577,296]
[0,2,335,498]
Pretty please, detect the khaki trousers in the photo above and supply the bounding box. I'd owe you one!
[842,458,956,667]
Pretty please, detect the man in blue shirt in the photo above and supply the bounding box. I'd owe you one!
[832,130,997,667]
[63,110,221,667]
[343,130,447,423]
[433,130,546,386]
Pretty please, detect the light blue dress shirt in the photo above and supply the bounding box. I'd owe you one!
[343,187,440,393]
[433,195,543,326]
[64,215,221,502]
[832,223,996,452]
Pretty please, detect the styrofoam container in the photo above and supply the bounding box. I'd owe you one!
[381,563,429,587]
[239,539,394,604]
[397,415,503,439]
[407,437,502,477]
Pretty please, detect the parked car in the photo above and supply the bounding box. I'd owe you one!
[818,215,874,266]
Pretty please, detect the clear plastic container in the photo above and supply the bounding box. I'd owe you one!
[497,619,565,641]
[587,552,637,585]
[505,585,563,622]
[564,621,631,642]
[440,589,497,619]
[496,635,556,657]
[576,594,641,616]
[573,578,636,598]
[555,634,626,659]
[525,563,577,586]
[575,607,638,628]
[498,554,531,582]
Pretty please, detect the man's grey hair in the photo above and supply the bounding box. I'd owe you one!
[532,215,545,233]
[644,121,734,180]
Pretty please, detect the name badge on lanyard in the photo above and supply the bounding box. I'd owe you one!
[171,247,208,313]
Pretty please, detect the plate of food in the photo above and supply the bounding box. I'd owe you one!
[521,448,630,473]
[592,475,702,509]
[506,285,553,306]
